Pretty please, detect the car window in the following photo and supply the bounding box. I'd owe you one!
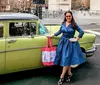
[30,22,36,35]
[9,22,36,36]
[39,23,49,35]
[0,23,3,38]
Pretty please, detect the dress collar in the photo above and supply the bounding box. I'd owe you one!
[62,22,71,28]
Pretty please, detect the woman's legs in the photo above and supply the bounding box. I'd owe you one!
[60,66,68,78]
[66,66,73,82]
[68,66,72,75]
[58,66,68,85]
[60,66,72,78]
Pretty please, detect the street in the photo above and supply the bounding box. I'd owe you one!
[0,24,100,85]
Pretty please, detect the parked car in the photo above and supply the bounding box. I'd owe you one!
[0,13,97,74]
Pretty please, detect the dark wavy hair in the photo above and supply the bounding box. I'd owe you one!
[62,11,77,30]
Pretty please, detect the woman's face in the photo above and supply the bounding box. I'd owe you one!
[65,13,72,22]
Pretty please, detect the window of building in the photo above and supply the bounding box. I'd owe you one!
[9,22,36,36]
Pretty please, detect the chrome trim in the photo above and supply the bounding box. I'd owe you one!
[86,45,97,53]
[85,45,97,57]
[7,39,17,43]
[0,46,45,53]
[6,46,45,53]
[0,41,95,53]
[0,50,5,53]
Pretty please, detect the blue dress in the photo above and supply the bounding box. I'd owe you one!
[54,22,86,66]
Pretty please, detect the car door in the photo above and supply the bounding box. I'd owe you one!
[0,23,5,74]
[5,21,47,72]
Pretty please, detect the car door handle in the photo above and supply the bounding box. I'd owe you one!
[7,40,17,43]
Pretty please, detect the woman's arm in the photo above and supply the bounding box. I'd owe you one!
[76,25,84,40]
[54,26,62,36]
[50,26,62,38]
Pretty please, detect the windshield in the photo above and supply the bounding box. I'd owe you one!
[39,23,49,35]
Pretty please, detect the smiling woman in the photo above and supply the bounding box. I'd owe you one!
[48,11,86,85]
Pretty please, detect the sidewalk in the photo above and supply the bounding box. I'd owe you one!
[40,11,100,25]
[40,18,100,25]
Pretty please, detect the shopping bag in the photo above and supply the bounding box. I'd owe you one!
[42,37,56,66]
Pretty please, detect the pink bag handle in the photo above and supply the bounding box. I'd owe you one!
[48,37,53,47]
[47,37,53,47]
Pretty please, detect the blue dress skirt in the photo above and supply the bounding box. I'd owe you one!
[54,23,86,66]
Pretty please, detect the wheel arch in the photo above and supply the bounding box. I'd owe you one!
[81,47,86,53]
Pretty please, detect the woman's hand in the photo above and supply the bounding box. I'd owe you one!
[49,35,54,38]
[69,37,80,42]
[46,35,54,38]
[76,37,80,41]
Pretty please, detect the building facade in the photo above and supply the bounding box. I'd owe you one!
[0,0,100,12]
[48,0,71,11]
[9,0,34,12]
[90,0,100,11]
[0,0,10,11]
[48,0,91,11]
[71,0,90,10]
[82,0,90,8]
[0,0,34,12]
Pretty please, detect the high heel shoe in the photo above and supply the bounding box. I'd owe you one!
[58,78,64,85]
[66,73,73,82]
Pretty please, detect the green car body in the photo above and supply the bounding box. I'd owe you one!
[0,13,97,75]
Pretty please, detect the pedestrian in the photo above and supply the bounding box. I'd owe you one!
[50,10,86,85]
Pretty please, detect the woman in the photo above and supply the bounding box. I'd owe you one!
[51,11,86,85]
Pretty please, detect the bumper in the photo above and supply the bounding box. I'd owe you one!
[85,45,97,57]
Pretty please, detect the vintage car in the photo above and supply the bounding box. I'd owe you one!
[0,13,97,74]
